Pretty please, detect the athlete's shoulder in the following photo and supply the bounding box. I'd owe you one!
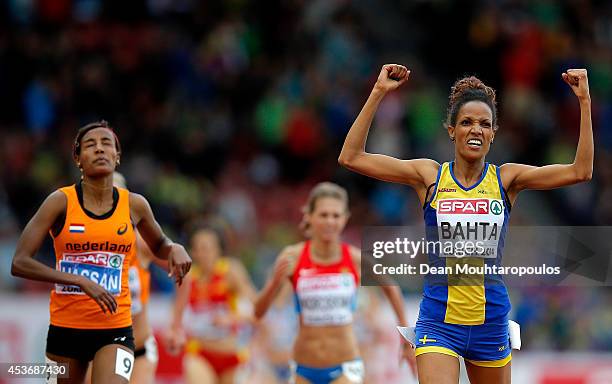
[346,244,361,261]
[218,256,247,274]
[417,159,442,184]
[224,257,252,288]
[224,256,246,270]
[43,189,69,212]
[497,163,530,188]
[421,159,442,168]
[278,242,305,262]
[56,184,76,194]
[280,242,305,256]
[128,192,152,220]
[128,191,147,206]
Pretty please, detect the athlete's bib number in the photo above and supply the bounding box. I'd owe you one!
[114,348,134,380]
[55,252,124,295]
[436,198,505,258]
[341,360,364,383]
[296,273,356,326]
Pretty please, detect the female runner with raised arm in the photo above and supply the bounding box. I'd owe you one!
[339,65,592,383]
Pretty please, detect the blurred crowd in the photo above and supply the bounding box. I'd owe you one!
[0,0,610,354]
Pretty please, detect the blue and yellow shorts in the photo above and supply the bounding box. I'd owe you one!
[414,318,511,367]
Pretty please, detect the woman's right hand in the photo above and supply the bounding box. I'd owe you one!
[271,255,294,285]
[374,64,410,94]
[78,276,118,314]
[164,327,186,356]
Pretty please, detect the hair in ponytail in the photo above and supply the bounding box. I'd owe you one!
[299,182,349,237]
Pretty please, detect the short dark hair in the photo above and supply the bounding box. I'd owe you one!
[446,76,498,129]
[73,120,121,158]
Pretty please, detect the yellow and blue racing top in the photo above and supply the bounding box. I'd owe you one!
[421,161,511,325]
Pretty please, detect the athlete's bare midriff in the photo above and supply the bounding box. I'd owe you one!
[192,336,241,354]
[293,323,359,367]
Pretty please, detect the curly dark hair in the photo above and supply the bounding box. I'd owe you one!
[446,76,498,130]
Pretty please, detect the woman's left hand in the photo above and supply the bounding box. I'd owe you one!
[168,244,192,285]
[562,69,590,101]
[400,340,417,377]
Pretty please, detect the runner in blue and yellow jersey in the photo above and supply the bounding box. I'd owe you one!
[339,65,593,383]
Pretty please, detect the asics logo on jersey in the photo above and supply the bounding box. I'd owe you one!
[114,336,126,342]
[117,223,128,235]
[438,188,456,193]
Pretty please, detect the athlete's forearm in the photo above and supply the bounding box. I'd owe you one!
[170,277,190,329]
[11,254,83,286]
[572,98,593,181]
[381,285,408,326]
[149,235,174,260]
[254,278,282,319]
[338,88,386,166]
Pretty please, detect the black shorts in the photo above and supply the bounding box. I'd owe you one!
[46,325,135,362]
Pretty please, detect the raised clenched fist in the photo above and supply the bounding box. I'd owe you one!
[374,64,411,94]
[562,69,590,101]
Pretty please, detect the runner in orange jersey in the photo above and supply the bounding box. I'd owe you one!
[11,121,191,384]
[84,172,161,384]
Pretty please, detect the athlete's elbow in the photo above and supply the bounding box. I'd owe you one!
[253,307,264,320]
[253,302,267,320]
[578,172,592,182]
[338,152,352,168]
[571,162,593,183]
[338,151,360,170]
[10,256,25,278]
[574,168,593,182]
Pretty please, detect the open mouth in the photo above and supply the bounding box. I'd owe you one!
[467,138,482,149]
